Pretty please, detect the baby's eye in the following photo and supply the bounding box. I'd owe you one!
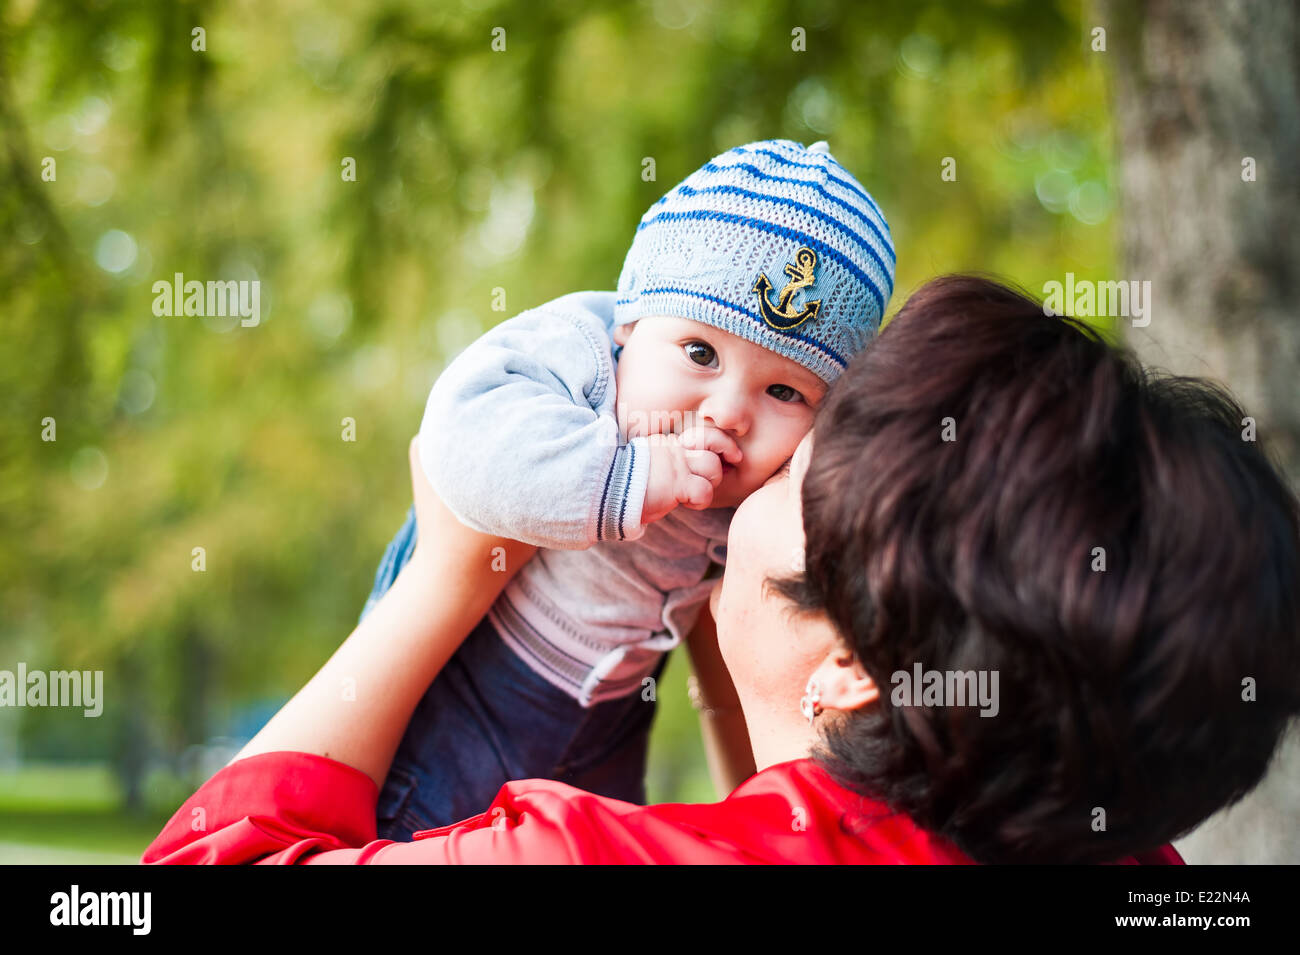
[684,341,716,367]
[768,384,802,403]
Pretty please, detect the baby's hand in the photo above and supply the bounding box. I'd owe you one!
[641,424,742,525]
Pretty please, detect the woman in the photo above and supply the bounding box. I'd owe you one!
[144,276,1300,864]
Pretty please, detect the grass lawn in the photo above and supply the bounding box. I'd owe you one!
[0,764,173,864]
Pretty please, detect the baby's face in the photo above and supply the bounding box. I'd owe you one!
[613,316,826,509]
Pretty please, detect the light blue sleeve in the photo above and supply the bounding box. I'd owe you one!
[416,303,651,550]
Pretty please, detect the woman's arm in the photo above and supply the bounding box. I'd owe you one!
[684,600,757,796]
[232,438,537,787]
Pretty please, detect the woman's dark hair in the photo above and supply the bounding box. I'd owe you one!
[767,274,1300,864]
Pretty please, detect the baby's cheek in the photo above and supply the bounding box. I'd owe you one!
[767,423,813,471]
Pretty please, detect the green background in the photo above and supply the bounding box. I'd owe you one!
[1,0,1117,861]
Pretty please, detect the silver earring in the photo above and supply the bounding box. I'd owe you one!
[800,678,822,726]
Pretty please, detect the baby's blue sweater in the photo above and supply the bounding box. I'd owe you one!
[418,291,734,706]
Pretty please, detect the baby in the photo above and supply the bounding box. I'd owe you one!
[361,139,894,838]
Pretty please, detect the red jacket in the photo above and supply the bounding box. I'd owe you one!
[142,751,1185,865]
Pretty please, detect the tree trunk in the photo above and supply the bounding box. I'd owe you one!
[1097,0,1300,863]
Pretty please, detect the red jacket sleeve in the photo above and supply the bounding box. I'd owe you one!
[144,750,779,864]
[143,751,620,864]
[142,752,382,864]
[142,751,1188,865]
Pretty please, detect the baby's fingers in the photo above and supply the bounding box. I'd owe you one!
[680,424,742,465]
[684,447,724,487]
[679,473,716,509]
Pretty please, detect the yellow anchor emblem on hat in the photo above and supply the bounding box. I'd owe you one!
[753,247,822,331]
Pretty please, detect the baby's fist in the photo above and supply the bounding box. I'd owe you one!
[641,424,742,526]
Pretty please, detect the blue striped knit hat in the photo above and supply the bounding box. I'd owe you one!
[614,139,894,385]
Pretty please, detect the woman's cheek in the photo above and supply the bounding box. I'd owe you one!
[712,560,759,664]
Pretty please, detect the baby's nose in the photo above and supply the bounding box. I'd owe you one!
[697,396,749,438]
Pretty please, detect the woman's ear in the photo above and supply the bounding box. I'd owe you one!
[810,642,879,714]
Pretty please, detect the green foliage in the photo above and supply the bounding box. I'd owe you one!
[0,0,1116,804]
